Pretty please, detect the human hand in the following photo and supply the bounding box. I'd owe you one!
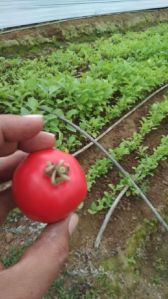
[0,114,78,299]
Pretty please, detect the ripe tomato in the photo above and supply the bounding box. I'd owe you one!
[12,149,87,223]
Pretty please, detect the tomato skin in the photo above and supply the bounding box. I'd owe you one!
[12,149,87,223]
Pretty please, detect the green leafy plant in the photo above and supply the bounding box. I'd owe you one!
[89,135,168,214]
[1,23,168,151]
[87,97,168,191]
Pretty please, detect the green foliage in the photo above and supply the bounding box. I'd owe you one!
[1,23,168,150]
[44,273,98,299]
[1,244,29,267]
[87,96,168,191]
[7,208,22,222]
[89,135,168,214]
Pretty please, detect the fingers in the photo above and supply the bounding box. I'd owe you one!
[0,132,55,179]
[0,115,43,156]
[0,151,27,182]
[0,214,78,299]
[0,189,15,225]
[0,141,17,157]
[19,131,55,153]
[37,213,79,244]
[0,114,43,143]
[0,115,55,156]
[23,214,78,264]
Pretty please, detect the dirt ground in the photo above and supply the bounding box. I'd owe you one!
[0,86,168,298]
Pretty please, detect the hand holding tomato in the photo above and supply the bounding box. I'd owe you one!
[0,114,78,298]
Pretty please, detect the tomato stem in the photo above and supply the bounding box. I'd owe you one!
[45,160,70,185]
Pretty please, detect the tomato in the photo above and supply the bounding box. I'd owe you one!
[12,149,87,223]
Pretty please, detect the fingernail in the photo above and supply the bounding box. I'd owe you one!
[68,214,79,235]
[23,114,43,119]
[44,132,55,138]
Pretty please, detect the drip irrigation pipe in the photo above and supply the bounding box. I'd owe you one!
[95,185,129,248]
[74,83,168,157]
[57,114,168,234]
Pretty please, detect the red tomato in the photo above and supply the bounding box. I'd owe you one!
[12,149,87,223]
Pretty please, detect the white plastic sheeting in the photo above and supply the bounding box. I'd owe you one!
[0,0,168,29]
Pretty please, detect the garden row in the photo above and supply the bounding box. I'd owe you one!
[0,23,168,150]
[85,94,168,212]
[87,96,168,191]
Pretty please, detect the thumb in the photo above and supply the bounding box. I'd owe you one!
[0,214,78,299]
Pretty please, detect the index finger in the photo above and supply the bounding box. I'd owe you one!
[0,114,43,144]
[0,114,43,156]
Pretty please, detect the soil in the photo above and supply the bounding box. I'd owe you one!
[1,9,168,43]
[0,87,168,298]
[73,129,168,253]
[77,86,168,171]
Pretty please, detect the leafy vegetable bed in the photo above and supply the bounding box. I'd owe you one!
[87,96,168,213]
[0,22,168,151]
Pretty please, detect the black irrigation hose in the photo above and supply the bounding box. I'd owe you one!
[57,113,168,232]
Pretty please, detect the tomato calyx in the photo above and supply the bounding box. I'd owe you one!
[45,160,70,185]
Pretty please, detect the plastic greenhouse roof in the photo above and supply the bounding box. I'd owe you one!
[0,0,168,29]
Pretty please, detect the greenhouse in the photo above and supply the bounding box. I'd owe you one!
[0,1,168,298]
[1,0,168,28]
